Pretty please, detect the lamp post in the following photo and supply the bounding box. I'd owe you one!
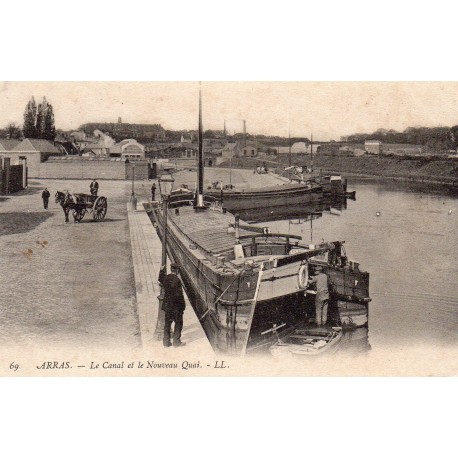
[131,163,135,194]
[229,156,232,187]
[155,172,175,340]
[158,173,175,268]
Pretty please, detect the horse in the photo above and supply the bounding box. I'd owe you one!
[55,191,78,223]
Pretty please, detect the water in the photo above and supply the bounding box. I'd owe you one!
[254,179,458,353]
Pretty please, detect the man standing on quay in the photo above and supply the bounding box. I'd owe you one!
[90,179,99,196]
[41,188,50,209]
[158,263,186,348]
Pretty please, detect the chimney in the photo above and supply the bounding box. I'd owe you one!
[243,120,246,147]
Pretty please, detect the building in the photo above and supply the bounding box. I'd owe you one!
[1,156,27,194]
[54,141,79,155]
[305,144,321,155]
[277,142,320,155]
[180,148,196,159]
[109,139,145,161]
[80,122,166,142]
[180,135,193,144]
[222,142,241,161]
[241,143,257,157]
[0,138,62,175]
[0,139,21,152]
[365,140,382,154]
[203,139,226,155]
[203,151,221,167]
[83,143,109,156]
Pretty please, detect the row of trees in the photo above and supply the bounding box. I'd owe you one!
[341,126,458,151]
[23,96,56,140]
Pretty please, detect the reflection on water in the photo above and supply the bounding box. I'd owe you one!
[339,326,371,355]
[246,179,458,356]
[237,196,350,223]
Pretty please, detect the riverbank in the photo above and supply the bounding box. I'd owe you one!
[219,155,458,189]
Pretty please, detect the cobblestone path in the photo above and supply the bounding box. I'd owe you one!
[0,179,140,351]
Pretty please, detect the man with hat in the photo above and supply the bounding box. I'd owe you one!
[41,188,50,209]
[158,263,186,347]
[90,179,99,196]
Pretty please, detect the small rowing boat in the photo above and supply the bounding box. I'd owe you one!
[268,325,343,357]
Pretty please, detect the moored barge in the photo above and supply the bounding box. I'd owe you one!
[148,86,370,355]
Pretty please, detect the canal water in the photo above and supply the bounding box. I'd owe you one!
[249,178,458,355]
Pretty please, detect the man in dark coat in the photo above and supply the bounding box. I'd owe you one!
[42,188,50,209]
[158,263,186,347]
[90,179,99,196]
[151,183,156,201]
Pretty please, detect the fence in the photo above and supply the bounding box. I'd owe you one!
[36,159,152,180]
[0,158,27,194]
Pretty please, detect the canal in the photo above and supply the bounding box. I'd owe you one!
[172,167,458,361]
[248,178,458,355]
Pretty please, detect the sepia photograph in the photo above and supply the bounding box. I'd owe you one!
[0,81,457,376]
[1,3,456,458]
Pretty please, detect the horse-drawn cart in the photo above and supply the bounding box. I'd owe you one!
[55,191,108,223]
[72,194,108,222]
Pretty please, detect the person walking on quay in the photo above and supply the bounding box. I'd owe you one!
[309,266,329,326]
[158,263,186,348]
[90,179,99,196]
[131,192,137,211]
[151,182,156,201]
[41,188,50,209]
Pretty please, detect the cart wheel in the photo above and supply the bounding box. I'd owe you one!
[72,207,86,222]
[93,196,107,221]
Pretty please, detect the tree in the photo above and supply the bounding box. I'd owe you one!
[23,96,37,138]
[6,122,22,139]
[36,97,47,138]
[22,96,56,140]
[44,103,56,140]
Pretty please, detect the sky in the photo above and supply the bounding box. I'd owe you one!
[1,81,458,141]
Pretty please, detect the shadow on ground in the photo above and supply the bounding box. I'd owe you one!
[0,212,54,236]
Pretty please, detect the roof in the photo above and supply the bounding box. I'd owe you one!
[203,139,226,148]
[118,139,139,146]
[54,141,79,155]
[10,138,61,153]
[364,139,382,145]
[0,138,21,151]
[85,142,106,149]
[223,142,241,151]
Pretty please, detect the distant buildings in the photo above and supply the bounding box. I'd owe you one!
[80,122,166,142]
[364,139,382,154]
[203,139,226,155]
[241,143,257,157]
[109,139,145,161]
[222,142,241,160]
[277,142,320,155]
[0,138,61,173]
[83,143,110,156]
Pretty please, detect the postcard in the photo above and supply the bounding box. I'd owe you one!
[1,81,457,376]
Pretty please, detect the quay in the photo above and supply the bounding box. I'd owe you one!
[0,169,287,353]
[127,199,213,354]
[124,167,290,353]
